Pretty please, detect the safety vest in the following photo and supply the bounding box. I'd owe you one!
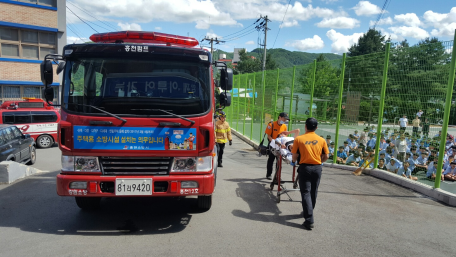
[215,120,232,144]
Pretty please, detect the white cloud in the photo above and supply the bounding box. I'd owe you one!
[378,28,401,41]
[431,23,456,37]
[285,35,325,51]
[424,7,456,38]
[352,1,382,16]
[394,13,421,27]
[70,0,239,30]
[118,22,142,30]
[389,26,430,40]
[155,27,162,30]
[326,29,364,53]
[316,17,360,29]
[67,36,89,44]
[369,17,393,27]
[280,20,299,28]
[245,41,255,45]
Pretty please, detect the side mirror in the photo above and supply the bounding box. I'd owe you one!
[40,60,53,86]
[220,68,233,91]
[219,92,231,107]
[22,134,31,139]
[42,87,54,103]
[56,61,65,75]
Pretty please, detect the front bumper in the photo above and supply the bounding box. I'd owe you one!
[56,173,215,197]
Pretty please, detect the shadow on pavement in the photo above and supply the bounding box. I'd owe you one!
[0,171,202,236]
[226,178,303,230]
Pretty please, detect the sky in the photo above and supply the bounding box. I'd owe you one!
[66,0,456,54]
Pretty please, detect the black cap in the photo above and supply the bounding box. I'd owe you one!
[305,117,318,130]
[339,146,344,149]
[451,161,456,165]
[344,141,348,144]
[219,111,226,117]
[279,112,290,120]
[330,142,335,145]
[326,135,331,139]
[413,153,419,156]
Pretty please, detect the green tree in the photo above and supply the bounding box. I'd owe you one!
[348,29,389,57]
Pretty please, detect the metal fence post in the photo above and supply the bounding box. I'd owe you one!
[333,53,347,164]
[435,31,456,188]
[260,71,266,138]
[251,73,256,141]
[236,74,241,131]
[288,66,296,130]
[274,68,280,119]
[373,43,391,167]
[243,74,247,135]
[310,60,316,117]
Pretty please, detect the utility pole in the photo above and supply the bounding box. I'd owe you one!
[201,37,226,58]
[256,15,271,71]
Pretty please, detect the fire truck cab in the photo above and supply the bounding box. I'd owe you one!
[40,31,232,211]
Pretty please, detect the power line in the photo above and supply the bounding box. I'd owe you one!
[66,25,84,43]
[272,0,292,49]
[373,0,391,29]
[67,0,118,31]
[223,28,257,42]
[220,20,259,39]
[66,6,99,33]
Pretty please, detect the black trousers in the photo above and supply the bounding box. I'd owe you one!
[297,164,322,224]
[267,151,276,177]
[217,143,225,164]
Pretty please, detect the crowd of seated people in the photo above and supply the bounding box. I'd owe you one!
[325,126,456,182]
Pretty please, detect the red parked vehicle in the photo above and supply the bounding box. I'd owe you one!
[0,98,60,148]
[39,31,232,210]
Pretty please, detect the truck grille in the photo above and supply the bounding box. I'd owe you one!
[100,157,172,175]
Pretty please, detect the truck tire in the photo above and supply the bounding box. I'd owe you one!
[75,197,101,210]
[37,135,53,148]
[27,146,36,165]
[197,195,212,211]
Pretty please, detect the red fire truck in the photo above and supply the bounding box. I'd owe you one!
[40,31,232,210]
[0,98,60,148]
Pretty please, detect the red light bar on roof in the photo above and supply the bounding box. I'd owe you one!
[89,31,199,47]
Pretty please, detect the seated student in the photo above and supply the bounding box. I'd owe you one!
[343,141,350,155]
[397,161,417,180]
[379,152,389,165]
[367,133,377,149]
[346,152,361,166]
[409,153,419,173]
[336,146,348,164]
[415,152,428,173]
[443,161,456,181]
[348,135,357,150]
[379,137,388,151]
[326,135,333,146]
[328,142,335,159]
[386,158,401,173]
[353,130,360,140]
[427,161,444,181]
[377,158,387,170]
[358,153,370,168]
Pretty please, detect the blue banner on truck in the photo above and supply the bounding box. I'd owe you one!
[73,126,197,150]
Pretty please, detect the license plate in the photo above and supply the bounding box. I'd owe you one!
[115,178,152,196]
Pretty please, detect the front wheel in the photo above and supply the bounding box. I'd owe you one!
[75,197,101,210]
[37,135,53,148]
[27,146,36,165]
[197,195,212,211]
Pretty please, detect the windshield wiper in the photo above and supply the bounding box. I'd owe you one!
[131,109,195,125]
[67,103,127,123]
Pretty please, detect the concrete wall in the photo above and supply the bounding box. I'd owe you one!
[0,61,59,82]
[0,161,44,184]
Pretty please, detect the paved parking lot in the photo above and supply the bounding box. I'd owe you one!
[0,139,455,257]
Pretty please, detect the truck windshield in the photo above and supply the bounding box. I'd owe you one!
[62,58,211,116]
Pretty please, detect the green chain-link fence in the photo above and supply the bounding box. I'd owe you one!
[225,32,456,192]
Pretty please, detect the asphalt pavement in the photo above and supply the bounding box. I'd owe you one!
[0,138,455,257]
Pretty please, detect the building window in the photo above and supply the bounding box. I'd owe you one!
[23,87,41,98]
[17,0,56,7]
[0,27,57,60]
[4,86,21,99]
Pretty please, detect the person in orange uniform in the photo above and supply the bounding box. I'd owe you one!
[215,111,232,167]
[291,118,329,230]
[265,112,293,179]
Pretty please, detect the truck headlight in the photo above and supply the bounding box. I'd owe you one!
[171,157,212,172]
[62,156,101,172]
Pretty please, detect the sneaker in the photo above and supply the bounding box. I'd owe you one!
[266,176,272,180]
[302,222,314,230]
